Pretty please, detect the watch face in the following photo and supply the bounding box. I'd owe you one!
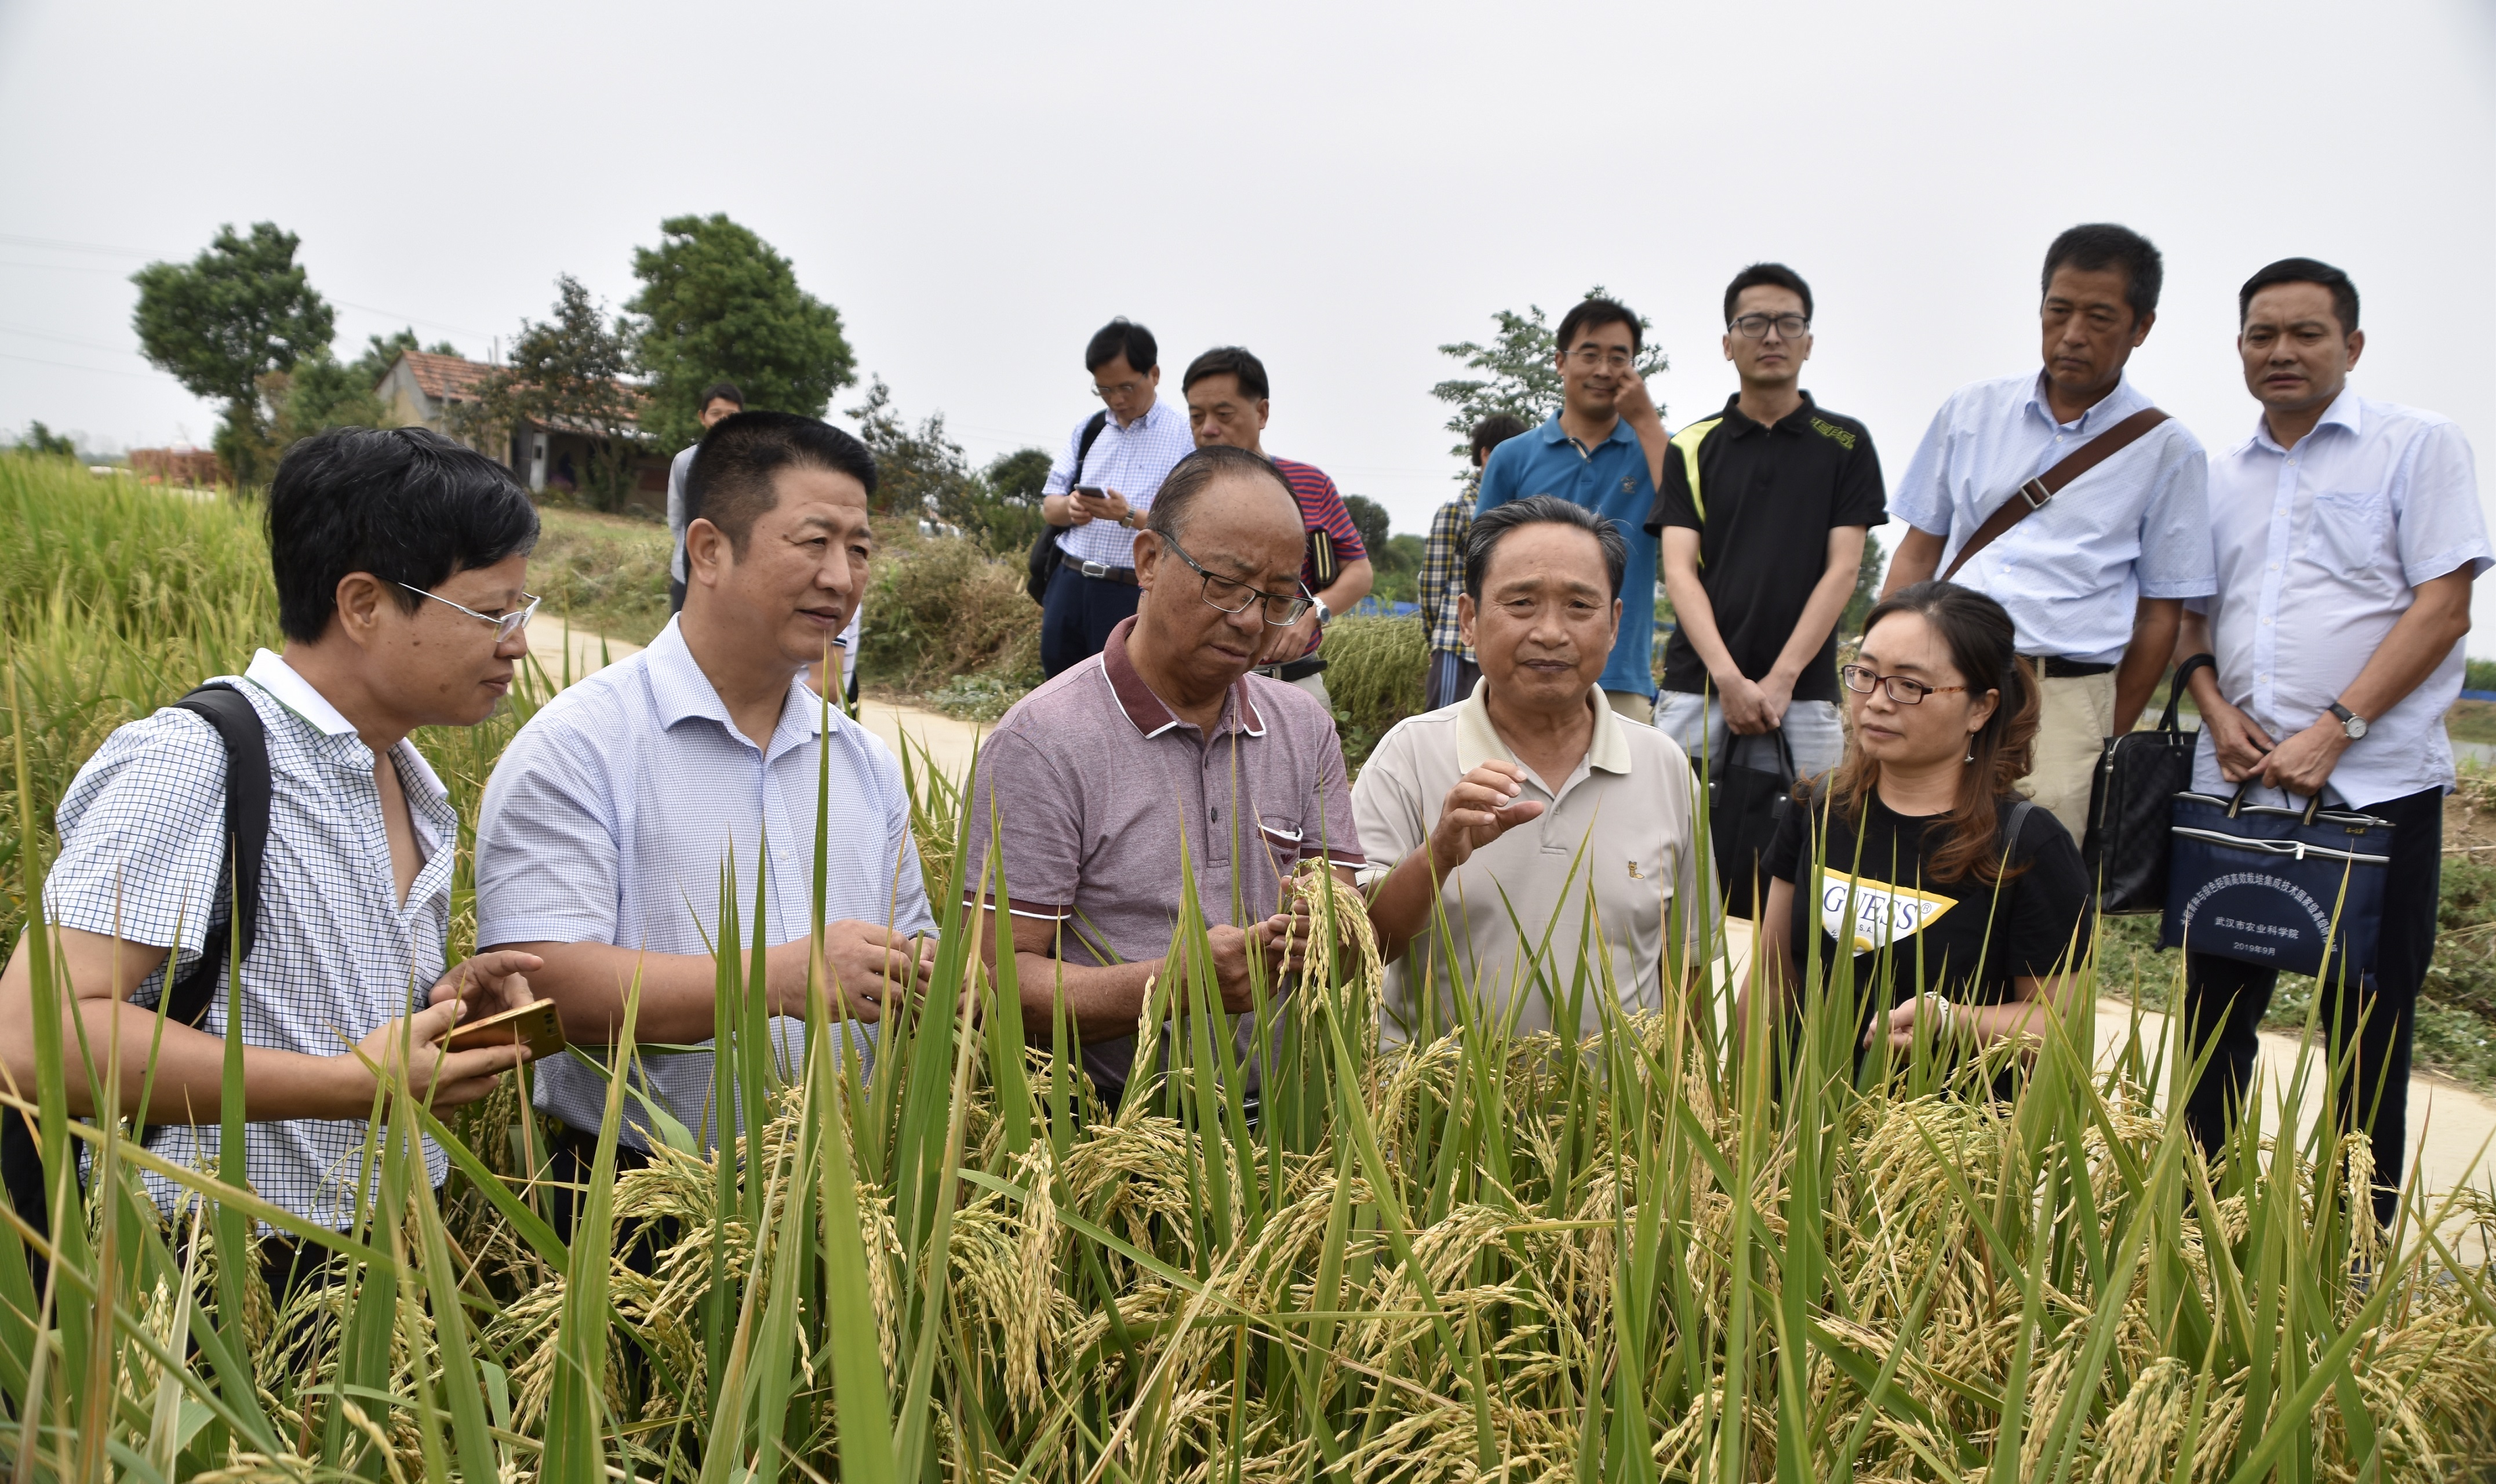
[2346,715,2368,740]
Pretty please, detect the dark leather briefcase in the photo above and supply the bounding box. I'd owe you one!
[2083,654,2213,915]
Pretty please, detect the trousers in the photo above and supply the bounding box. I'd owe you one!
[1653,692,1847,781]
[1040,563,1141,678]
[2180,783,2442,1228]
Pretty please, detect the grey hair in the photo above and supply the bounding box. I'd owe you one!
[1464,494,1627,601]
[1142,444,1291,543]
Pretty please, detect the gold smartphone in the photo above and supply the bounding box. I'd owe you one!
[440,999,565,1062]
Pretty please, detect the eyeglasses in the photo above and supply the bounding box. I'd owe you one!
[1840,664,1967,705]
[1731,313,1811,340]
[1091,378,1147,402]
[1155,530,1311,626]
[1566,345,1634,369]
[398,583,541,643]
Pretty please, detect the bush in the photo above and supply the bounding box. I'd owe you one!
[858,522,1040,691]
[1322,614,1425,769]
[2468,656,2496,692]
[528,504,674,645]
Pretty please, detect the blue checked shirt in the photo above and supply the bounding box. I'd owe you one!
[1420,494,1473,659]
[2191,391,2491,808]
[1893,372,2215,663]
[1041,396,1196,569]
[475,619,936,1151]
[43,650,456,1228]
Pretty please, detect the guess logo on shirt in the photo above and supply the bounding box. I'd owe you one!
[1819,867,1956,952]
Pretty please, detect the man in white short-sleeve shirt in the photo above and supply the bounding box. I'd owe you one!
[2175,257,2489,1227]
[1355,494,1704,1045]
[480,412,936,1230]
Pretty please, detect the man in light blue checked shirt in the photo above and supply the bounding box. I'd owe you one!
[479,412,937,1237]
[1036,317,1198,677]
[1883,224,2215,840]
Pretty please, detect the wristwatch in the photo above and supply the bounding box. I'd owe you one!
[2327,701,2368,740]
[1312,598,1334,627]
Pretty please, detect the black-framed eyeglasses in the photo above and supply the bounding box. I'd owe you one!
[398,583,541,643]
[1731,312,1811,340]
[1155,530,1311,626]
[1840,663,1967,705]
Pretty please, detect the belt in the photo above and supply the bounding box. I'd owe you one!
[2025,654,2116,679]
[1077,561,1138,585]
[1254,656,1329,683]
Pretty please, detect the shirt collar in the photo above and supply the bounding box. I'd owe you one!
[1100,616,1265,740]
[1536,412,1638,454]
[1718,390,1818,438]
[1451,679,1632,779]
[243,648,450,804]
[2247,385,2364,454]
[2024,369,2149,433]
[1118,396,1177,434]
[643,616,833,748]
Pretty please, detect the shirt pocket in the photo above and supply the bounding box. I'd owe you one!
[2303,488,2386,572]
[1258,819,1307,886]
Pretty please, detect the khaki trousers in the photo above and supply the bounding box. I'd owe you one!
[1604,689,1655,725]
[2024,670,2115,841]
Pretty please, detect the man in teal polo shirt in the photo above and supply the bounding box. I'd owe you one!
[1475,296,1662,720]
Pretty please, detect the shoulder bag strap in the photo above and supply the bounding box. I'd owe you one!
[161,682,272,1030]
[1941,406,2170,581]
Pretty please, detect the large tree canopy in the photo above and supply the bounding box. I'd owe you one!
[130,221,336,485]
[454,277,642,511]
[628,214,854,450]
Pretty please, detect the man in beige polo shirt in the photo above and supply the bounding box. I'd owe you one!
[1355,495,1704,1045]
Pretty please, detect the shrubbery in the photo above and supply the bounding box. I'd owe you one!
[857,520,1040,692]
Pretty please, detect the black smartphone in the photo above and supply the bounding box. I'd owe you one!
[1071,485,1107,499]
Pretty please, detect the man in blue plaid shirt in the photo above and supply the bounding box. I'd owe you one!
[1422,415,1529,710]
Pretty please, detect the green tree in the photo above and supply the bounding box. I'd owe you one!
[14,421,78,459]
[847,377,979,521]
[1341,493,1393,561]
[984,448,1054,504]
[628,213,856,451]
[1839,528,1887,642]
[266,329,464,453]
[1370,532,1427,604]
[130,221,337,487]
[1430,286,1669,473]
[454,276,643,512]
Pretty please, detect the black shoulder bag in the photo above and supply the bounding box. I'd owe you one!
[1704,728,1797,921]
[1,683,271,1252]
[1025,412,1111,605]
[2083,654,2214,914]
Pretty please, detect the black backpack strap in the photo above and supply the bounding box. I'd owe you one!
[1074,409,1109,471]
[161,683,271,1029]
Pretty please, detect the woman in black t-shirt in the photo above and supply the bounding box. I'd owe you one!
[1753,581,2090,1065]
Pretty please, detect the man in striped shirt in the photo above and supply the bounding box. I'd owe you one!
[1182,345,1371,706]
[1036,318,1198,678]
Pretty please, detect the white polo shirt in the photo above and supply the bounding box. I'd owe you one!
[1350,682,1704,1045]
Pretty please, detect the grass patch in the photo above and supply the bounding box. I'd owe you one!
[527,504,673,645]
[1319,614,1425,770]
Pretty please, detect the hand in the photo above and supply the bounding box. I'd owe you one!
[2201,698,2277,783]
[1251,902,1326,981]
[783,922,939,1022]
[1718,674,1775,735]
[427,949,542,1023]
[352,999,530,1112]
[1754,671,1797,732]
[1426,761,1548,875]
[2257,718,2350,798]
[1258,609,1320,665]
[1612,365,1662,429]
[1202,925,1266,1014]
[1071,488,1131,528]
[1865,994,1955,1053]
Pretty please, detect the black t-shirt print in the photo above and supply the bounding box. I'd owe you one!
[1762,788,2091,1009]
[1646,393,1886,704]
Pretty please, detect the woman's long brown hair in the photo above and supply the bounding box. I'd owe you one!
[1822,580,2043,885]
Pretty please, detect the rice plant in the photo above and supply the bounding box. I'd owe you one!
[1,457,2492,1481]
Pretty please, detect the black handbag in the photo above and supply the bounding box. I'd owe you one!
[1024,412,1110,606]
[1707,728,1796,919]
[2083,654,2215,914]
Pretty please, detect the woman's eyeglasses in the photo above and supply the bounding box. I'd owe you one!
[398,583,541,643]
[1840,663,1967,705]
[1155,531,1312,626]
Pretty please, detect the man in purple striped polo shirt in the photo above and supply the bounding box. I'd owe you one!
[965,445,1366,1108]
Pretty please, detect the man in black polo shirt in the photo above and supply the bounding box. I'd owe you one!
[1636,263,1884,784]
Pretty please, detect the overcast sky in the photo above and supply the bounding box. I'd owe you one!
[4,0,2493,632]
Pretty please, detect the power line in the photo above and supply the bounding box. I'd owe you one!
[0,349,173,382]
[0,323,144,357]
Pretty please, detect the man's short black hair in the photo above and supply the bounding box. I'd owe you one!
[1086,318,1158,374]
[1470,413,1530,465]
[1723,262,1814,323]
[2042,223,2164,321]
[687,411,877,553]
[1182,345,1269,401]
[1555,296,1642,357]
[699,380,745,410]
[268,426,539,643]
[1466,494,1627,602]
[1144,444,1290,544]
[2239,257,2360,336]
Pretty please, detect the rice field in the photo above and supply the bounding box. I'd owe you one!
[2,454,2493,1482]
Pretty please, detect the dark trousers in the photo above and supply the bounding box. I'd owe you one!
[1039,562,1140,678]
[546,1127,658,1252]
[1424,651,1479,712]
[2181,784,2442,1227]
